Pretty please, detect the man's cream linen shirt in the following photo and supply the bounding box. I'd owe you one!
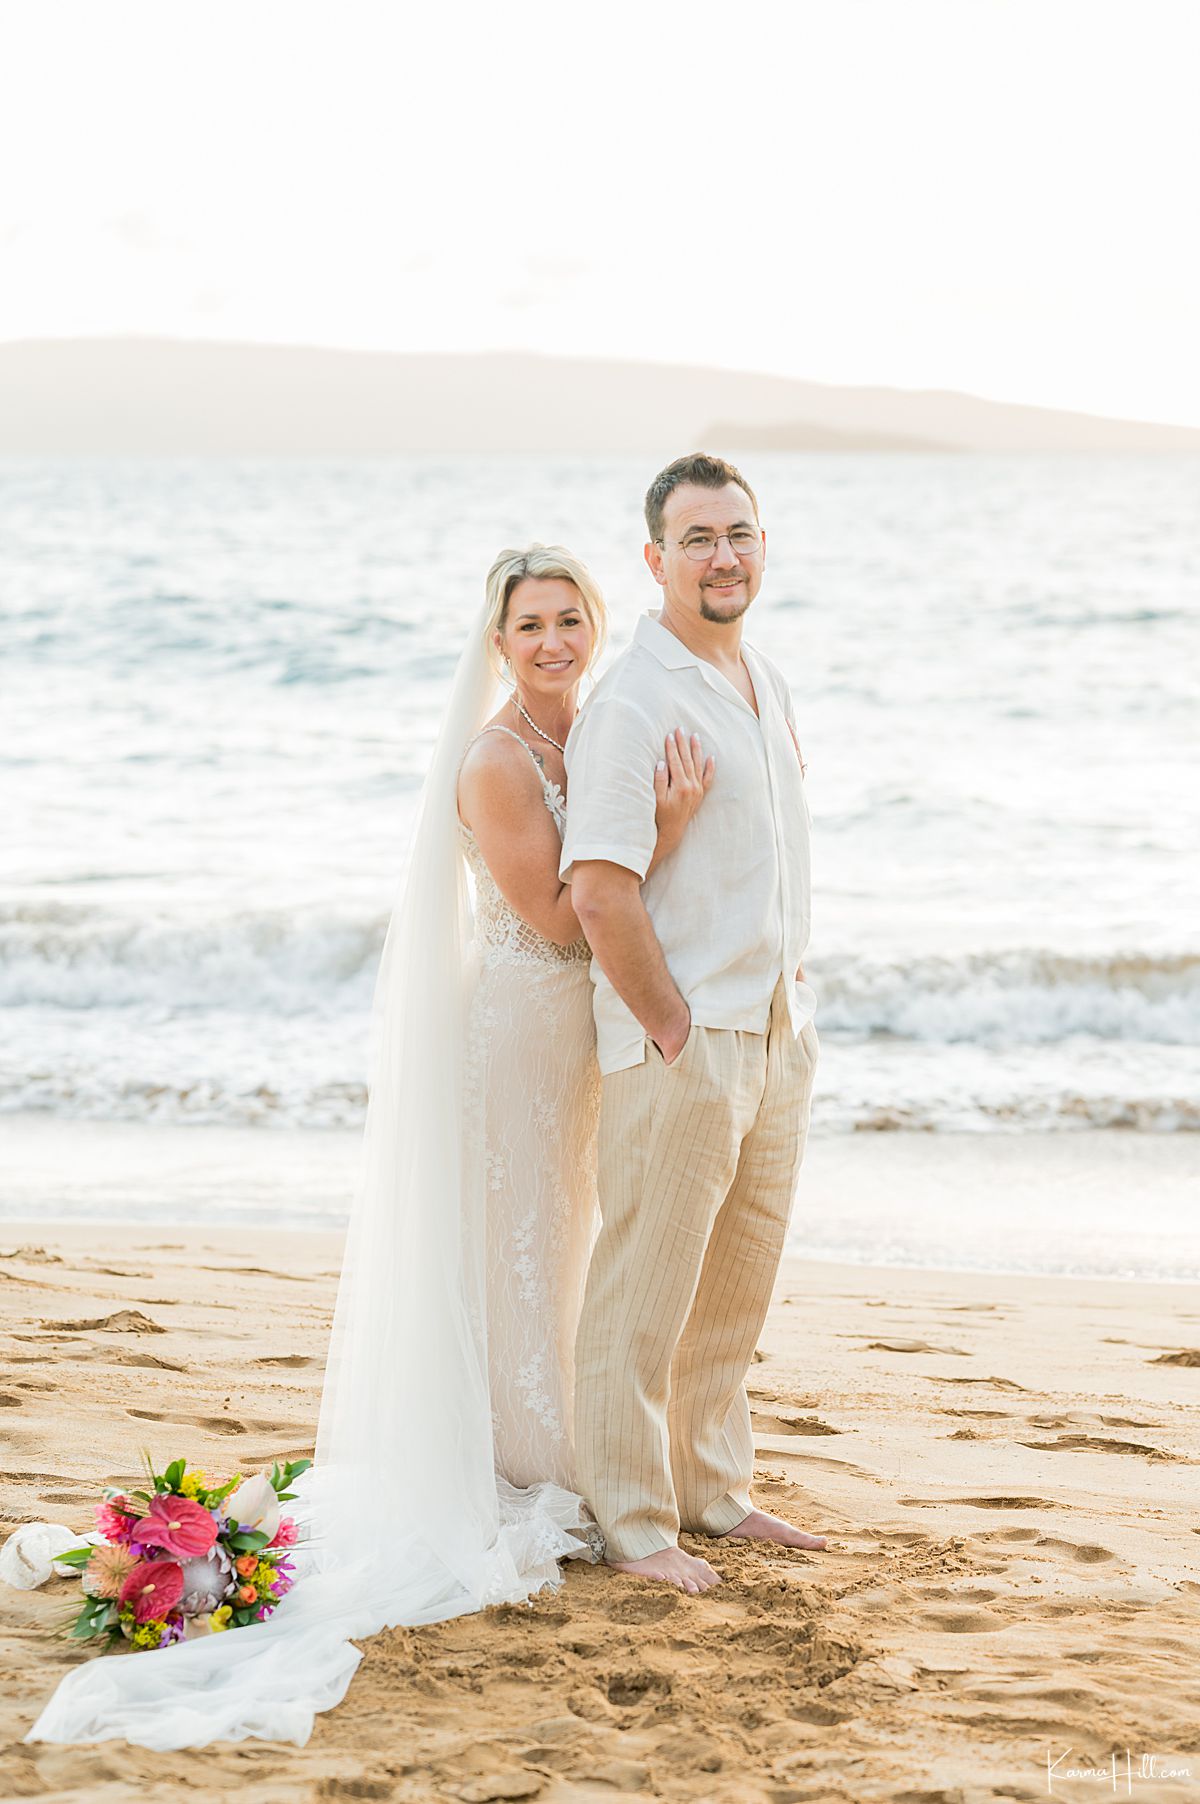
[559,610,816,1076]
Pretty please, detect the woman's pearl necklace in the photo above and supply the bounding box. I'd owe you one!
[511,691,566,754]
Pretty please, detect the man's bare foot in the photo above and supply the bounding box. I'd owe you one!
[609,1546,722,1593]
[720,1509,827,1551]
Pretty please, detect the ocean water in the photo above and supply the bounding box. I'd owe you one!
[2,453,1198,1149]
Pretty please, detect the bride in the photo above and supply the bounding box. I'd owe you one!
[9,544,711,1750]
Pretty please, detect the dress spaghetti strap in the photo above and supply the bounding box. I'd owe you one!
[462,723,558,808]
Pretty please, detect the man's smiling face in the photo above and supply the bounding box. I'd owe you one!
[646,480,765,625]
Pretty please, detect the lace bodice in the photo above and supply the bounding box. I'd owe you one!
[458,725,590,968]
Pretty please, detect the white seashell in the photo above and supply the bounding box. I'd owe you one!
[0,1522,90,1589]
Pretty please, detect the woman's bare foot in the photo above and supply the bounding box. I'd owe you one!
[721,1509,827,1551]
[609,1546,722,1593]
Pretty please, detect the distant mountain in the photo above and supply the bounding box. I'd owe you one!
[1,338,1198,454]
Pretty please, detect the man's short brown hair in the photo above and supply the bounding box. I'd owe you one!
[644,452,760,546]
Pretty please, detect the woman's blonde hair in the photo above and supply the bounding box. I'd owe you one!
[482,543,608,681]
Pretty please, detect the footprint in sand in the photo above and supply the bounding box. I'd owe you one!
[748,1387,821,1409]
[1035,1535,1116,1564]
[915,1584,1001,1602]
[255,1354,319,1369]
[1028,1411,1161,1430]
[918,1607,1008,1633]
[603,1592,680,1626]
[920,1374,1029,1391]
[1018,1433,1186,1462]
[48,1343,188,1372]
[900,1495,1058,1511]
[750,1411,841,1436]
[1150,1349,1200,1367]
[756,1446,873,1478]
[863,1338,971,1357]
[127,1407,248,1436]
[38,1308,165,1335]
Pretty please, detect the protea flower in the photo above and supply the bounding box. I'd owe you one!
[141,1494,218,1559]
[178,1542,236,1615]
[119,1558,184,1624]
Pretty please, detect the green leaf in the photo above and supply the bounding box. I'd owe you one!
[69,1598,115,1638]
[55,1546,95,1568]
[268,1456,311,1495]
[226,1527,270,1553]
[163,1458,186,1490]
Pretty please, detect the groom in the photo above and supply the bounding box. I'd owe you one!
[560,452,822,1593]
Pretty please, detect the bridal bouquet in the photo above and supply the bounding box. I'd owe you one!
[52,1454,310,1650]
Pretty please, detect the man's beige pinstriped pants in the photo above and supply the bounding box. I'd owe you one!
[573,975,819,1562]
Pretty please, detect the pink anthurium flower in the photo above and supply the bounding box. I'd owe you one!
[142,1494,218,1559]
[119,1558,184,1623]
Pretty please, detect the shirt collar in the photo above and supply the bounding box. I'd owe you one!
[634,609,767,707]
[634,610,703,670]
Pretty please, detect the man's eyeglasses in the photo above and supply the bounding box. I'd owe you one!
[656,528,763,562]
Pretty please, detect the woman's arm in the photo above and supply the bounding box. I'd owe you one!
[458,737,583,946]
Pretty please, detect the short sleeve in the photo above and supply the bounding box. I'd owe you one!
[559,693,659,883]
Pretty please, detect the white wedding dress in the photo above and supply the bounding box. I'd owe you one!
[5,615,606,1750]
[459,725,602,1496]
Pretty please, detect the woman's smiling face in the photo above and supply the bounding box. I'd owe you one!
[497,577,594,697]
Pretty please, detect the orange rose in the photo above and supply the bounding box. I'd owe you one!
[234,1554,259,1577]
[237,1584,257,1605]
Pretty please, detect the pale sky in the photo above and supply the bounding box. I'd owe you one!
[2,0,1198,426]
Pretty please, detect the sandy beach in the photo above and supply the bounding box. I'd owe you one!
[3,1217,1199,1804]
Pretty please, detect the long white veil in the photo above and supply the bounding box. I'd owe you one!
[9,601,594,1750]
